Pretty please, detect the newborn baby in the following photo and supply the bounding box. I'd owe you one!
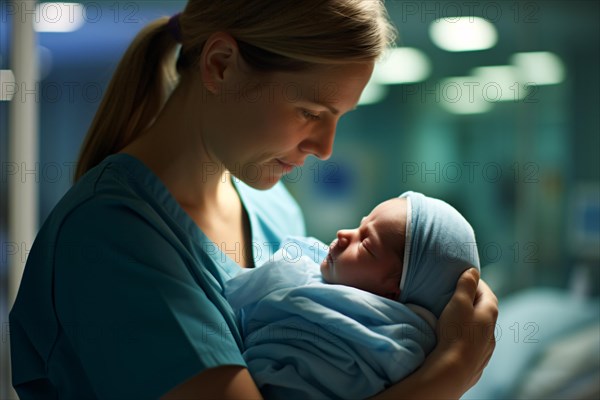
[225,191,480,399]
[320,190,480,319]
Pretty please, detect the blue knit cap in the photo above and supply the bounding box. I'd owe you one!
[398,191,480,318]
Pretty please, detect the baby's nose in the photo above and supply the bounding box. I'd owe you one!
[336,230,352,248]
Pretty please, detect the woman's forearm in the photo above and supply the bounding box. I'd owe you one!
[370,347,465,400]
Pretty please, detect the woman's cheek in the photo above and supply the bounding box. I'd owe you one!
[265,119,302,147]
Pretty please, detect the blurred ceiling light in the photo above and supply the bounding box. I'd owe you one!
[429,17,497,52]
[438,76,493,114]
[372,47,432,84]
[0,69,16,101]
[34,2,85,32]
[511,51,566,85]
[358,80,389,105]
[472,65,527,102]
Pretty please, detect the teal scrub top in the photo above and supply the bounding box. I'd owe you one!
[9,153,306,399]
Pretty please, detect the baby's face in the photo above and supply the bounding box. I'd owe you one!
[320,198,407,299]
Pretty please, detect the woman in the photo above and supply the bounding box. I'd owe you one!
[10,1,498,398]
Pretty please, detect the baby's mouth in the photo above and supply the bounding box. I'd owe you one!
[327,252,334,269]
[326,240,338,267]
[329,238,339,252]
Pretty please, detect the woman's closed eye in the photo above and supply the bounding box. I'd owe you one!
[301,109,321,121]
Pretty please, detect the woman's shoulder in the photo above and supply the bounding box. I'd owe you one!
[29,154,181,273]
[39,154,157,234]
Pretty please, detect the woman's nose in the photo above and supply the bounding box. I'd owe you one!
[298,123,336,160]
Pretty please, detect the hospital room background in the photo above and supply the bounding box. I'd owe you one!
[0,1,598,398]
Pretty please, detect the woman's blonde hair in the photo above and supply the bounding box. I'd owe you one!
[74,0,397,181]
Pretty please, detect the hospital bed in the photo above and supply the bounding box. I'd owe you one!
[463,287,600,399]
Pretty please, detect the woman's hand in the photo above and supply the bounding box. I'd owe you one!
[433,268,498,393]
[371,268,498,400]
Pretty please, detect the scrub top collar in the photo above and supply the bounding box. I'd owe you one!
[104,153,248,280]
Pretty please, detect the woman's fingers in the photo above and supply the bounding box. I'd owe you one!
[473,278,499,347]
[452,267,480,307]
[466,277,498,389]
[436,269,479,345]
[433,269,499,392]
[474,279,499,315]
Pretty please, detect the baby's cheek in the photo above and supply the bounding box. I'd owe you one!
[319,261,331,282]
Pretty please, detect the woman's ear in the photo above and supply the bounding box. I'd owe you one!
[198,32,239,94]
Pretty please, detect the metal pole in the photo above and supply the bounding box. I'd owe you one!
[8,0,38,311]
[4,1,39,398]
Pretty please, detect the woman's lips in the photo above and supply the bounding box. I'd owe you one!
[276,159,295,173]
[276,158,304,168]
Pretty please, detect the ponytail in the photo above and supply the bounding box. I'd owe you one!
[74,17,179,181]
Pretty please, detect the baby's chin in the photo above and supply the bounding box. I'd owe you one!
[319,255,331,282]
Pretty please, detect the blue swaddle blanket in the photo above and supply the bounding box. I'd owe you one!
[225,237,436,399]
[224,191,480,399]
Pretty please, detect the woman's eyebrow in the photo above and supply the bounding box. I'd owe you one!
[310,99,340,115]
[305,97,359,116]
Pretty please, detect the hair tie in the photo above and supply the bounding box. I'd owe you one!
[167,13,182,43]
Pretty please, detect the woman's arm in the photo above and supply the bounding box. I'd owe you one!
[371,269,498,400]
[161,366,263,400]
[161,269,496,400]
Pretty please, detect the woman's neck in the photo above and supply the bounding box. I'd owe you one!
[119,74,234,215]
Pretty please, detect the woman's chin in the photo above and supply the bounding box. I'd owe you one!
[243,179,280,191]
[243,166,289,190]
